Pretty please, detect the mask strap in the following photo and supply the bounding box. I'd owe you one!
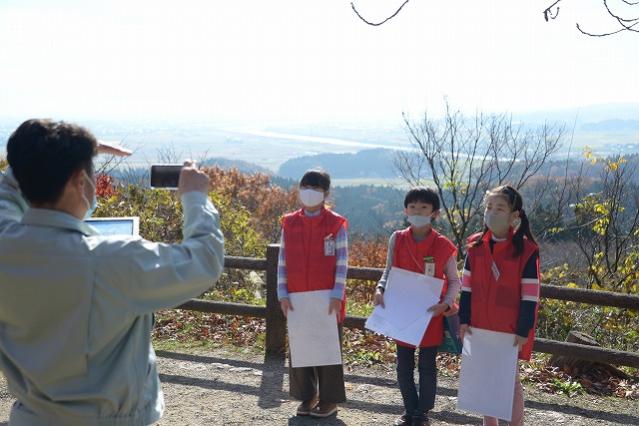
[82,171,96,210]
[84,171,96,192]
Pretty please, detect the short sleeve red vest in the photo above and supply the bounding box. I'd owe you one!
[466,229,540,361]
[392,227,457,348]
[281,208,348,322]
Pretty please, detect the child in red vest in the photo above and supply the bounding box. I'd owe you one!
[277,169,348,418]
[459,185,540,426]
[373,187,461,426]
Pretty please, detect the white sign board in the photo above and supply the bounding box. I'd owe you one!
[365,267,444,346]
[287,290,342,368]
[457,327,518,421]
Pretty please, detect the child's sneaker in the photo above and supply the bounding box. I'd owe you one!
[309,401,338,417]
[394,414,412,426]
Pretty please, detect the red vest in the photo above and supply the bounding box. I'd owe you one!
[466,229,540,361]
[281,208,348,322]
[392,227,457,348]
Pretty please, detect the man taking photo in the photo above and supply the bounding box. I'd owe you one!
[0,119,224,425]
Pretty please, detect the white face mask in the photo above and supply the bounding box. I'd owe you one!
[299,188,325,208]
[407,215,432,228]
[484,211,510,235]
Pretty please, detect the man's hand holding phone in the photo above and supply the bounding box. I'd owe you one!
[177,161,209,196]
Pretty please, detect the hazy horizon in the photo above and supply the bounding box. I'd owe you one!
[3,101,637,174]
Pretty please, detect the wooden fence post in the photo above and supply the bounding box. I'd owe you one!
[265,244,286,354]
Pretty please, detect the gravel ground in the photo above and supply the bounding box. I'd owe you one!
[0,346,637,425]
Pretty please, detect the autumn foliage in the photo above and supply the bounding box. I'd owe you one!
[349,237,388,268]
[95,173,116,198]
[204,167,299,243]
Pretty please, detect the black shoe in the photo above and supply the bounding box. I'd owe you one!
[394,414,412,426]
[412,415,430,426]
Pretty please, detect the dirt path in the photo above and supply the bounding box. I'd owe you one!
[1,346,637,425]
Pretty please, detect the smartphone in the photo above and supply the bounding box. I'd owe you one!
[150,165,182,188]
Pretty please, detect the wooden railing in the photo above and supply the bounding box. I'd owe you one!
[177,244,639,368]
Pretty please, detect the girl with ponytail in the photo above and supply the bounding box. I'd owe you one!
[460,185,540,426]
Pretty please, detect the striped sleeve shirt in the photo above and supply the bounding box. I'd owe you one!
[277,223,348,301]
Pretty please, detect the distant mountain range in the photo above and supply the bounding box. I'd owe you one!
[580,119,639,132]
[200,157,270,174]
[277,148,400,179]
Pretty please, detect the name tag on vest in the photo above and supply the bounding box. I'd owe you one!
[324,235,336,256]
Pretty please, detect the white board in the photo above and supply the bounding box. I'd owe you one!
[287,290,342,368]
[457,327,518,421]
[365,267,444,346]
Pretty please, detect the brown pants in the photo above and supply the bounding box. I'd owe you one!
[289,326,346,403]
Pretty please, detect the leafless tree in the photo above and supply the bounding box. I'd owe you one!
[523,119,583,241]
[395,102,567,255]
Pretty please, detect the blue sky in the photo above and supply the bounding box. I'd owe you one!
[0,0,637,124]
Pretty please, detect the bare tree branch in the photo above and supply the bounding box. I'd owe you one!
[546,0,639,36]
[577,21,638,36]
[603,0,639,22]
[544,0,562,21]
[351,0,411,26]
[398,102,564,255]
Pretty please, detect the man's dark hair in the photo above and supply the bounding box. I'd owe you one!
[404,186,440,210]
[299,169,331,191]
[7,119,97,204]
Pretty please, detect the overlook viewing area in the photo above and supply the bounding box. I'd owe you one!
[1,247,637,425]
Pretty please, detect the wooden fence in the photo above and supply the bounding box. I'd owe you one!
[177,244,639,368]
